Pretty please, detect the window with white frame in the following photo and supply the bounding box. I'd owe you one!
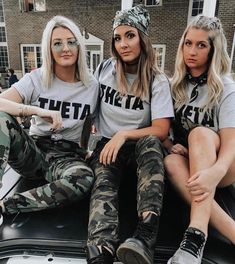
[0,46,8,69]
[145,0,162,6]
[21,44,41,75]
[0,0,9,74]
[0,26,6,42]
[188,0,204,23]
[152,44,166,71]
[19,0,46,12]
[83,33,104,73]
[0,0,4,23]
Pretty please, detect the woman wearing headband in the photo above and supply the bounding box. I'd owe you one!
[0,16,98,220]
[86,5,174,264]
[164,15,235,264]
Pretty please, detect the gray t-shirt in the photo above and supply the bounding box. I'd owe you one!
[95,59,174,138]
[173,75,235,146]
[14,68,99,144]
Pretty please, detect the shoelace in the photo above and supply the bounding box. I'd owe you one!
[133,221,157,242]
[180,229,205,258]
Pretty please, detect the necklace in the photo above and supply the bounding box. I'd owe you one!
[185,71,208,86]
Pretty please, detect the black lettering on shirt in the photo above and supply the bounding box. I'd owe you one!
[61,102,70,118]
[100,84,144,110]
[37,97,91,120]
[49,99,61,111]
[38,97,48,108]
[180,104,214,129]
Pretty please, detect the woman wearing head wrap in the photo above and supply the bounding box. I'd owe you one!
[164,15,235,264]
[0,16,98,218]
[86,5,174,264]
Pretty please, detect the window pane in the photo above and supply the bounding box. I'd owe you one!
[35,0,46,11]
[23,46,35,73]
[145,0,160,6]
[152,45,165,71]
[0,0,4,23]
[28,0,34,11]
[0,46,9,68]
[0,27,6,42]
[36,46,42,67]
[192,0,204,16]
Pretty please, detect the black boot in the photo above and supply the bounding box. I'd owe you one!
[86,245,114,264]
[117,213,159,264]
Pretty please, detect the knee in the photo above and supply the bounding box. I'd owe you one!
[66,166,94,195]
[188,126,212,145]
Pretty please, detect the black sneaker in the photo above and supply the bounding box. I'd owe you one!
[117,213,159,264]
[86,245,114,264]
[167,227,206,264]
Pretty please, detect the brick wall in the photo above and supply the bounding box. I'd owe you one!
[3,0,235,75]
[218,0,235,72]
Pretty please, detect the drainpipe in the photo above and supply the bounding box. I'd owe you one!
[202,0,217,17]
[121,0,133,10]
[230,24,235,73]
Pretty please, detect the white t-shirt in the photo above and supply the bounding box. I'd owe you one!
[95,59,174,138]
[14,68,99,144]
[173,75,235,146]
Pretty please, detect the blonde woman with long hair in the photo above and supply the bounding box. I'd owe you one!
[0,16,98,221]
[164,15,235,264]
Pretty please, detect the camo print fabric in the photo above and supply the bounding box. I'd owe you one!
[87,135,165,252]
[0,112,94,214]
[112,5,150,35]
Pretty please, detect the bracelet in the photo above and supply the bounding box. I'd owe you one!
[19,105,31,117]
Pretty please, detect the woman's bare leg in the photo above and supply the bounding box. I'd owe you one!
[164,128,235,244]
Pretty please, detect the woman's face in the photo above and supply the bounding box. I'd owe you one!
[183,28,211,76]
[113,25,141,64]
[51,27,79,68]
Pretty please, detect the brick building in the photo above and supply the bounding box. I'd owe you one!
[0,0,234,86]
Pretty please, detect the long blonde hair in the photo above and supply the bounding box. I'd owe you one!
[111,30,160,99]
[172,15,230,112]
[41,15,92,89]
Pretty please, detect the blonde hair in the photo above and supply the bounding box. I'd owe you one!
[111,30,160,99]
[172,15,230,112]
[41,15,92,89]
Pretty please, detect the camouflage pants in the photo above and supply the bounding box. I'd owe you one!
[0,112,94,214]
[87,135,165,252]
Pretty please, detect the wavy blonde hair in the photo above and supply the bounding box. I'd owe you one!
[111,30,160,99]
[41,15,92,89]
[172,15,230,112]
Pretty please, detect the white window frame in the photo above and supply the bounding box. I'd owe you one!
[188,0,204,24]
[20,44,41,75]
[0,14,9,70]
[19,0,46,12]
[144,0,162,7]
[152,44,166,71]
[86,50,102,73]
[83,32,104,73]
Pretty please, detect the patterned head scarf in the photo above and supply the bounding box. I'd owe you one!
[113,5,150,35]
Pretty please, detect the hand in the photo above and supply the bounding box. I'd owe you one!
[35,107,63,131]
[187,167,221,202]
[99,131,127,165]
[171,143,188,157]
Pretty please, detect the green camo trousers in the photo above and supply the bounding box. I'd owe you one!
[0,112,94,214]
[87,135,165,252]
